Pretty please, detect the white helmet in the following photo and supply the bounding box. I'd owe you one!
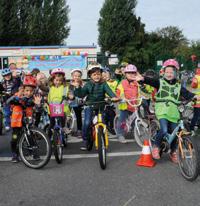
[51,68,65,76]
[70,69,83,76]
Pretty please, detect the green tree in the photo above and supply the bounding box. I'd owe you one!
[98,0,138,57]
[0,0,21,46]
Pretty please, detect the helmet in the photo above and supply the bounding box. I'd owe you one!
[124,64,137,73]
[70,69,83,76]
[36,72,47,81]
[163,59,180,70]
[23,75,37,87]
[51,68,65,76]
[102,67,110,73]
[120,62,128,68]
[31,68,40,76]
[1,68,12,76]
[87,64,102,76]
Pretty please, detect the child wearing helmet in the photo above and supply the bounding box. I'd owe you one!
[134,59,200,163]
[190,67,200,131]
[1,67,22,131]
[73,64,119,150]
[34,72,49,127]
[48,68,73,138]
[69,69,84,137]
[7,75,41,162]
[116,64,140,143]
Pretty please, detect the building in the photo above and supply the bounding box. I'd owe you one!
[0,45,97,78]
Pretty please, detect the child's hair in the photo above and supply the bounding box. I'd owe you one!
[49,73,67,87]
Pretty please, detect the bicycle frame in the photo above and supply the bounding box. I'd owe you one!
[93,111,109,149]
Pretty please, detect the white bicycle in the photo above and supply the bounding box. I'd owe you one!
[114,97,159,147]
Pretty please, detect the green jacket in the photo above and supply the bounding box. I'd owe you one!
[74,80,116,108]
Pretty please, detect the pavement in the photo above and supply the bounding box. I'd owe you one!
[1,131,200,206]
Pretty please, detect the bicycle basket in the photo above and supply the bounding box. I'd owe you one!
[49,103,64,117]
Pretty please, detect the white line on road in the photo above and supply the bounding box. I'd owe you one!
[122,195,136,206]
[0,151,141,162]
[67,138,135,143]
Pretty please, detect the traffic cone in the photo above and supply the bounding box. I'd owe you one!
[136,139,156,167]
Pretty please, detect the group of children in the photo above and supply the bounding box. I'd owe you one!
[1,59,200,164]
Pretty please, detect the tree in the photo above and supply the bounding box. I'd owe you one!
[0,0,70,46]
[0,0,21,46]
[98,0,138,57]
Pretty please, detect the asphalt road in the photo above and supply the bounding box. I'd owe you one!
[0,131,200,206]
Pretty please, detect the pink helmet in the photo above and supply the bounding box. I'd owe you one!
[163,59,180,70]
[124,64,137,73]
[51,68,65,76]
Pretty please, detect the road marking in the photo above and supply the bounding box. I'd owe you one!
[0,151,141,162]
[122,195,136,206]
[67,137,135,143]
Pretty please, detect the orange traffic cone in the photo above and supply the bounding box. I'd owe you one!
[136,140,156,167]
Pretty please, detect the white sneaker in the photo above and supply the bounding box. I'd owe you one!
[5,126,10,131]
[118,136,127,144]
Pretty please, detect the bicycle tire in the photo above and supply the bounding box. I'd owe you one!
[53,130,63,164]
[19,128,51,169]
[97,126,107,170]
[113,115,119,135]
[134,119,149,147]
[178,135,200,181]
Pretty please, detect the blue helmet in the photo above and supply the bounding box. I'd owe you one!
[102,67,110,73]
[1,68,12,76]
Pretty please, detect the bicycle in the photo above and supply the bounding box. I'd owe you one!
[0,94,4,135]
[114,97,159,147]
[18,107,52,169]
[49,97,69,164]
[150,100,200,181]
[84,99,114,170]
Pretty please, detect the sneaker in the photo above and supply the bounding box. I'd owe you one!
[80,142,87,151]
[11,154,20,163]
[108,128,116,135]
[152,146,160,159]
[5,126,10,131]
[169,151,178,164]
[33,154,41,161]
[118,136,127,144]
[76,130,82,138]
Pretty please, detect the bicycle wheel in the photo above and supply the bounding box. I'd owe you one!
[149,119,159,138]
[19,128,51,169]
[53,130,63,164]
[134,119,149,147]
[113,115,119,135]
[97,126,107,170]
[178,135,200,181]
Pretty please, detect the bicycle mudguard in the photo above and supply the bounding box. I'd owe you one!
[94,124,108,149]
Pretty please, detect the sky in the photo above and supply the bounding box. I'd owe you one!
[67,0,200,46]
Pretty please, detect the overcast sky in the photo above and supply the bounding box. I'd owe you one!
[67,0,200,46]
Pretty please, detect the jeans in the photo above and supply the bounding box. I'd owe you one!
[117,110,133,137]
[3,104,11,128]
[104,105,116,130]
[154,118,178,152]
[190,107,200,131]
[82,107,105,142]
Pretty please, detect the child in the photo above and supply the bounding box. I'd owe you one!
[1,67,21,131]
[69,69,84,137]
[135,59,200,163]
[48,68,72,138]
[7,75,41,162]
[116,64,140,143]
[34,72,49,127]
[102,67,118,135]
[190,67,200,131]
[73,64,119,150]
